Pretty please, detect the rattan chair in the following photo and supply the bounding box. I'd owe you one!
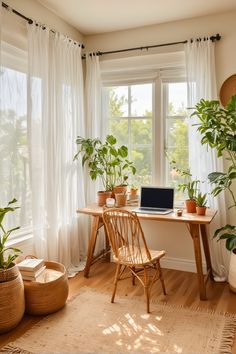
[103,208,166,313]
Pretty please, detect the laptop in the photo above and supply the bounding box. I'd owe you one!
[133,186,174,215]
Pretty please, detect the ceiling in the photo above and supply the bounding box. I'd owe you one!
[38,0,236,35]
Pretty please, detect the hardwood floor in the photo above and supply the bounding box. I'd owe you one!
[1,261,236,352]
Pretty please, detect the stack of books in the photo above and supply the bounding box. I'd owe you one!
[17,258,45,281]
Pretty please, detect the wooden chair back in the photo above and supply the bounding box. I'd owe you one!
[103,209,151,265]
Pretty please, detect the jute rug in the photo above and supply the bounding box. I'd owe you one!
[1,288,236,354]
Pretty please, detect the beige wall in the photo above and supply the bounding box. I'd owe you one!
[4,0,84,43]
[85,10,236,270]
[85,10,236,92]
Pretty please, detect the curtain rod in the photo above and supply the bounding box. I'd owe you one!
[84,33,221,58]
[1,1,84,48]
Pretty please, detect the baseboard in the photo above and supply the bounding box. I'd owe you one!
[161,256,207,274]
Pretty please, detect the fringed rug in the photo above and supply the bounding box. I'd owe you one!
[1,288,236,353]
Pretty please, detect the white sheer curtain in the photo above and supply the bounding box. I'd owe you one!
[84,53,105,253]
[185,39,230,280]
[27,22,87,274]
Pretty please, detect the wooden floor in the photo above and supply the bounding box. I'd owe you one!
[1,261,236,352]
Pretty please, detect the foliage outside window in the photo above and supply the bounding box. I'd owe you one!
[0,49,32,235]
[103,80,188,202]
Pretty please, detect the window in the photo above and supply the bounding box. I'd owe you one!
[103,83,153,186]
[103,77,188,200]
[163,82,188,201]
[0,43,32,235]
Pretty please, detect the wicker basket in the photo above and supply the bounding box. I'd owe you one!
[24,261,69,315]
[0,266,25,334]
[0,264,19,282]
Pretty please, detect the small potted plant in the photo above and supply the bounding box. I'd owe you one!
[74,135,136,206]
[0,199,25,333]
[195,191,207,215]
[171,163,199,213]
[130,184,138,198]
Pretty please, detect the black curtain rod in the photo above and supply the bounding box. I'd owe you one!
[1,1,84,48]
[84,33,221,58]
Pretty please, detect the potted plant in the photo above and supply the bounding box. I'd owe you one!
[170,163,199,213]
[195,191,207,215]
[192,95,236,291]
[130,184,138,198]
[74,135,136,206]
[0,198,25,333]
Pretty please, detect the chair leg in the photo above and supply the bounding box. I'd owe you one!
[131,267,136,285]
[157,261,166,295]
[111,263,121,303]
[143,267,150,313]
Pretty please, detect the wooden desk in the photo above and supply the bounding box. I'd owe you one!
[77,204,217,300]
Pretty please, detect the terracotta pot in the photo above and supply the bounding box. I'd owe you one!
[229,250,236,294]
[112,185,128,198]
[115,193,127,207]
[130,188,138,197]
[196,206,207,216]
[0,265,25,334]
[185,199,196,213]
[97,191,112,207]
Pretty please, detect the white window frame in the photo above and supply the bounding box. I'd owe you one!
[100,51,186,188]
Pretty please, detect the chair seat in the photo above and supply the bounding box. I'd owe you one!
[114,246,166,266]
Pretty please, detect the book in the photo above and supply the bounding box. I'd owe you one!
[21,266,46,281]
[17,258,44,273]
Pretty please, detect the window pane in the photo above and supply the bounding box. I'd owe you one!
[131,119,152,145]
[131,84,152,117]
[165,82,188,202]
[131,147,152,186]
[108,86,128,117]
[109,119,128,146]
[0,66,32,229]
[168,83,187,116]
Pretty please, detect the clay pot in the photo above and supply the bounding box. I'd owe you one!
[185,199,197,213]
[112,185,128,198]
[97,191,112,207]
[196,206,207,216]
[130,188,138,197]
[115,193,127,207]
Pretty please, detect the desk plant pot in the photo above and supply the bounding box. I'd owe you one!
[97,191,112,207]
[0,199,24,333]
[196,191,207,216]
[185,199,197,213]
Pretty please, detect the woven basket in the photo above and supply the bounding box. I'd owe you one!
[0,266,25,334]
[0,264,19,282]
[24,260,69,315]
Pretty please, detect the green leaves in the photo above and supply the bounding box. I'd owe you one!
[0,199,21,269]
[213,224,236,251]
[74,135,136,191]
[192,95,236,220]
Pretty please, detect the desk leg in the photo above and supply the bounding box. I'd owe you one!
[84,215,100,278]
[200,224,213,280]
[189,223,207,300]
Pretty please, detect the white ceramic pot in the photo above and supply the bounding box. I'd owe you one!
[228,250,236,293]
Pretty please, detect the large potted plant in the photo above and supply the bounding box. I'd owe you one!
[74,135,136,206]
[192,95,236,291]
[0,198,25,333]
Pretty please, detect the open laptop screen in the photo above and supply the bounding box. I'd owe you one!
[140,186,174,209]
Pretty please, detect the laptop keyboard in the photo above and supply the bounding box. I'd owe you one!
[133,207,173,215]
